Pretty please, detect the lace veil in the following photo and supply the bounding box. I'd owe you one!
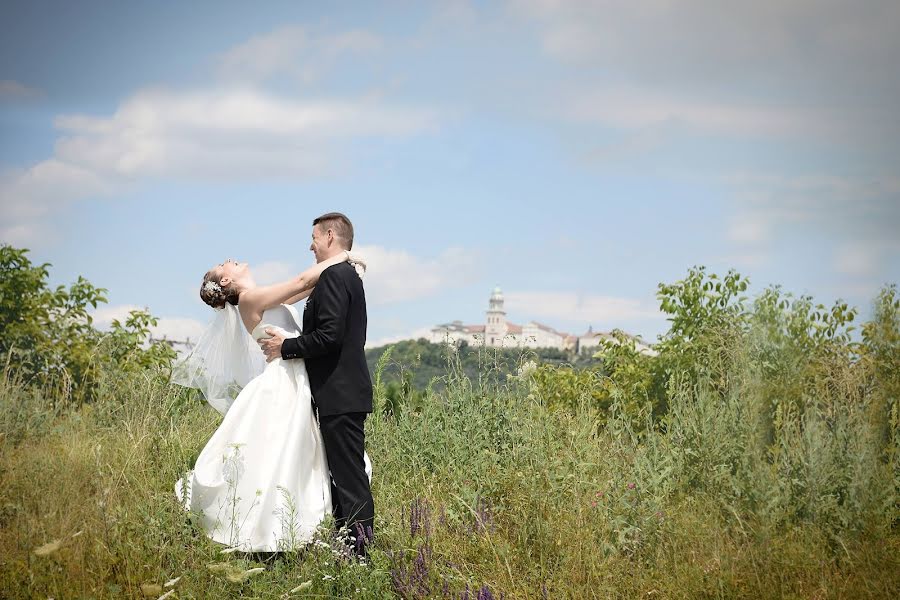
[171,303,266,415]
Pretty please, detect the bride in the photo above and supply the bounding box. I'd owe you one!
[172,251,365,552]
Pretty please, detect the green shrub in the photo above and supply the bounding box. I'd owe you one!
[0,245,175,406]
[2,261,898,598]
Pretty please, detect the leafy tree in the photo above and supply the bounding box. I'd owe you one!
[1,245,175,404]
[861,285,900,487]
[594,329,666,419]
[656,266,749,394]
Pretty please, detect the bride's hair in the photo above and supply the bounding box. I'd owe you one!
[200,270,239,309]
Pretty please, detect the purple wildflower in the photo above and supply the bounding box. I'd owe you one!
[471,497,496,534]
[410,498,431,539]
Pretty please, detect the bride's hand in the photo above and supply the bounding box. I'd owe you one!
[346,251,366,277]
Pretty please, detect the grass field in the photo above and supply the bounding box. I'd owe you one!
[1,332,898,599]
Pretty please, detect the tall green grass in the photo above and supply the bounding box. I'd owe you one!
[1,321,898,598]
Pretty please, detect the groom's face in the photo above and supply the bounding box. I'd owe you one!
[310,224,329,263]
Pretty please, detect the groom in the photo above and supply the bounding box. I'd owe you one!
[259,212,374,553]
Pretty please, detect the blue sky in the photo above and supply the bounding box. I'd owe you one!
[2,0,898,346]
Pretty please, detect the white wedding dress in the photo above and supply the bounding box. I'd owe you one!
[176,305,332,552]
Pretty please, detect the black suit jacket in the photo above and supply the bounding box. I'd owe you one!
[281,261,373,416]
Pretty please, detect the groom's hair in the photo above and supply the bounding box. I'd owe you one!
[313,212,354,250]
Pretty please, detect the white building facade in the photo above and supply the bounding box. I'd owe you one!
[432,287,660,353]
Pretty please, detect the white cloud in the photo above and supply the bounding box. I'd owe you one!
[0,87,436,243]
[50,87,435,179]
[0,80,42,100]
[218,25,383,83]
[0,22,435,244]
[727,214,770,244]
[365,326,435,349]
[717,173,900,280]
[150,317,208,343]
[834,244,878,277]
[354,244,482,304]
[717,252,769,270]
[504,291,663,325]
[91,304,206,343]
[512,0,900,94]
[0,222,42,246]
[833,241,900,279]
[568,87,829,139]
[0,159,112,218]
[725,174,900,242]
[90,304,143,327]
[512,1,900,150]
[251,261,296,286]
[0,159,114,249]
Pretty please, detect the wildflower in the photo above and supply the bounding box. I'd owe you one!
[627,482,636,490]
[477,585,495,600]
[33,539,62,557]
[226,568,265,583]
[410,497,430,538]
[322,574,335,581]
[595,490,604,498]
[289,581,312,593]
[516,360,538,378]
[591,501,598,508]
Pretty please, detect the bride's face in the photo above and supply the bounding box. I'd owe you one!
[214,258,249,286]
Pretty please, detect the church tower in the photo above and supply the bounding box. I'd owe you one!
[485,286,507,346]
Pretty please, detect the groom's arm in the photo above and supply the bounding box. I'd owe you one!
[281,268,348,360]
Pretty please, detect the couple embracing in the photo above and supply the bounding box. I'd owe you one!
[173,212,374,555]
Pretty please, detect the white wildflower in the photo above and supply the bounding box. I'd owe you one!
[289,580,313,593]
[33,540,62,557]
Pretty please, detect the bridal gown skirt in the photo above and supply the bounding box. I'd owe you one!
[176,357,332,552]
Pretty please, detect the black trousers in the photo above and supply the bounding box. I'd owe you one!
[318,412,374,547]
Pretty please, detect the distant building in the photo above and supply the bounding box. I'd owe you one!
[430,287,654,355]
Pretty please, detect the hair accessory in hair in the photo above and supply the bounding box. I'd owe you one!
[203,280,222,295]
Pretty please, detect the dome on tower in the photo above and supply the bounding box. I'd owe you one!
[491,286,503,299]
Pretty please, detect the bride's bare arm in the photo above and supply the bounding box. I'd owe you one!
[281,252,366,305]
[238,252,349,329]
[282,287,314,306]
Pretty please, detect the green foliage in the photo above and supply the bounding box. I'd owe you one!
[594,329,666,420]
[365,338,583,392]
[0,245,175,405]
[104,308,177,373]
[524,362,606,412]
[656,266,749,393]
[861,285,900,520]
[2,255,898,597]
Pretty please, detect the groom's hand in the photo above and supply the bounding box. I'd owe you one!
[259,328,286,362]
